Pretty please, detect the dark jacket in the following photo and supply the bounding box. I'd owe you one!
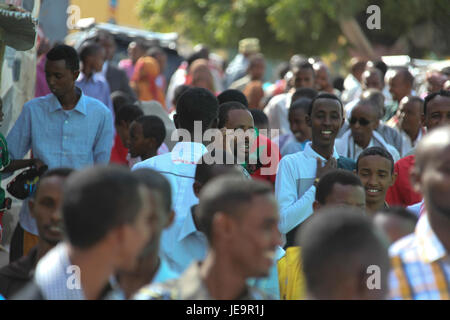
[105,63,137,100]
[0,246,38,299]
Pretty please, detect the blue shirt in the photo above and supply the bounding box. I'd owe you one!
[6,89,114,234]
[76,72,114,115]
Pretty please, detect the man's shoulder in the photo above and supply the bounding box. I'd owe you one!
[23,94,53,109]
[133,279,181,300]
[132,153,170,171]
[81,94,111,114]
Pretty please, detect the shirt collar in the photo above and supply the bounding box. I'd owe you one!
[49,87,87,116]
[303,141,340,160]
[415,214,447,263]
[178,206,200,241]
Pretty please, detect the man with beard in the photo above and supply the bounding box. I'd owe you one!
[0,168,74,298]
[389,125,450,299]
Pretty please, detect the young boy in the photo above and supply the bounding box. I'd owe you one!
[0,98,44,242]
[356,146,397,216]
[128,115,166,161]
[281,98,312,157]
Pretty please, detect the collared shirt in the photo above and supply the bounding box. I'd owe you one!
[76,72,114,115]
[133,261,271,300]
[389,214,450,300]
[275,142,341,234]
[280,138,309,157]
[264,92,292,137]
[6,89,114,234]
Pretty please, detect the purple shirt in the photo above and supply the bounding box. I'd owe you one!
[76,72,114,115]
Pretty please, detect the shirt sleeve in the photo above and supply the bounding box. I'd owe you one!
[275,157,315,234]
[6,103,32,161]
[93,110,114,164]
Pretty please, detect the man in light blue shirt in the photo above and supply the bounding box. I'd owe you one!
[275,93,355,247]
[5,45,113,247]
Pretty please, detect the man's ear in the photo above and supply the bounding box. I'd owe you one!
[213,212,234,242]
[390,171,398,187]
[193,181,202,198]
[173,114,179,129]
[312,200,321,213]
[28,199,35,219]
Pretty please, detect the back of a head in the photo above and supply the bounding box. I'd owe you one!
[46,44,79,71]
[115,104,144,126]
[292,88,318,102]
[176,87,219,134]
[111,91,134,115]
[147,46,165,58]
[218,101,248,129]
[132,168,172,214]
[173,85,192,106]
[217,89,249,108]
[249,109,268,129]
[298,207,389,299]
[315,169,363,205]
[62,166,144,249]
[290,97,312,114]
[396,67,414,86]
[195,151,243,186]
[360,89,385,119]
[197,176,271,243]
[135,115,166,146]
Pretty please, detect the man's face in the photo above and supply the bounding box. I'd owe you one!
[292,68,315,89]
[128,121,149,158]
[85,50,105,73]
[362,71,383,91]
[45,59,78,98]
[99,37,116,61]
[350,103,379,149]
[389,73,410,102]
[224,109,255,162]
[29,176,67,246]
[397,98,422,138]
[289,108,311,143]
[229,194,281,278]
[128,42,144,64]
[323,183,366,211]
[423,95,450,130]
[357,155,396,206]
[416,145,450,220]
[309,98,343,149]
[118,186,154,271]
[249,59,265,80]
[314,67,329,91]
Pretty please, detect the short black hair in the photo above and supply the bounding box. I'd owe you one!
[195,152,242,185]
[62,166,145,249]
[33,168,75,199]
[394,67,414,86]
[111,91,134,115]
[375,206,418,225]
[132,168,172,213]
[176,87,219,134]
[78,41,103,63]
[248,53,265,68]
[115,104,144,126]
[292,61,314,73]
[308,93,343,117]
[297,207,389,299]
[217,89,249,108]
[173,85,191,105]
[197,176,272,242]
[292,88,318,102]
[46,44,79,71]
[423,90,450,116]
[134,115,166,147]
[147,46,165,58]
[218,101,249,129]
[289,97,312,115]
[315,169,363,204]
[356,146,394,174]
[249,109,268,129]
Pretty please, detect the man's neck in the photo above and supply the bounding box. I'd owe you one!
[427,208,450,254]
[140,150,157,161]
[365,200,386,217]
[200,252,248,300]
[68,245,114,300]
[117,255,160,299]
[56,89,80,111]
[311,142,334,160]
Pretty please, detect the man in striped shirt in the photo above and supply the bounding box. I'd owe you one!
[389,125,450,299]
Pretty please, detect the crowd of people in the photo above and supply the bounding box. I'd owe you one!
[0,32,449,300]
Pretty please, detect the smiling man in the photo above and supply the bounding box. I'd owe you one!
[356,146,397,216]
[275,93,356,246]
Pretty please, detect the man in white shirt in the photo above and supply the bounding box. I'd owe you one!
[275,93,355,246]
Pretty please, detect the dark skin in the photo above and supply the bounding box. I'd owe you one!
[45,59,80,111]
[128,121,158,160]
[306,98,344,178]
